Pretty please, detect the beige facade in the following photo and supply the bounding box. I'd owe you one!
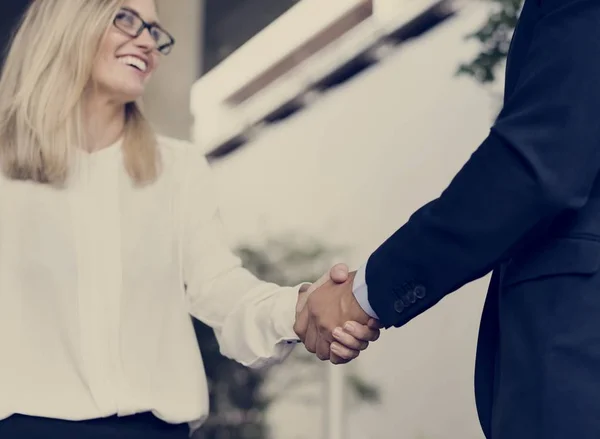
[143,0,204,140]
[141,2,498,438]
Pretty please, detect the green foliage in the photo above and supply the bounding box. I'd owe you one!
[192,234,379,439]
[457,0,523,84]
[346,373,380,403]
[192,319,270,439]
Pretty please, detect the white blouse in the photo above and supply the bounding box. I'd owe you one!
[0,136,301,432]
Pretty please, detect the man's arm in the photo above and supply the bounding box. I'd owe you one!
[363,0,600,327]
[296,0,600,356]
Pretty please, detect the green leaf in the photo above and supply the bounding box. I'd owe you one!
[457,0,524,84]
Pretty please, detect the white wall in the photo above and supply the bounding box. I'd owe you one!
[199,2,501,439]
[144,0,203,139]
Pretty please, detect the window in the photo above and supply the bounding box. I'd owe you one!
[202,0,300,75]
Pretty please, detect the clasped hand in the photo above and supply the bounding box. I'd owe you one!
[295,264,380,364]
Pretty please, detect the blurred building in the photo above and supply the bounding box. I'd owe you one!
[144,0,462,143]
[0,1,498,438]
[0,0,459,145]
[184,2,498,439]
[144,0,304,140]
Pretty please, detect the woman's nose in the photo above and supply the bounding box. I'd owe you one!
[135,27,157,51]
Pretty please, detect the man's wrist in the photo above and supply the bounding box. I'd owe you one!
[340,271,370,325]
[352,263,379,319]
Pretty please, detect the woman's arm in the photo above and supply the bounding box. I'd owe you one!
[181,144,377,368]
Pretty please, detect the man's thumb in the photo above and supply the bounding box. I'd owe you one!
[305,263,349,297]
[329,263,349,284]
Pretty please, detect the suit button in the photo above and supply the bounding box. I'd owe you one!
[406,291,417,303]
[394,299,406,313]
[414,285,426,299]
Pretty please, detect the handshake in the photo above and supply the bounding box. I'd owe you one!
[294,264,381,364]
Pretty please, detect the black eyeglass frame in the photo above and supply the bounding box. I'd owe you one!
[113,7,176,55]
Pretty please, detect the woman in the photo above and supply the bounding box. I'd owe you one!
[0,0,379,438]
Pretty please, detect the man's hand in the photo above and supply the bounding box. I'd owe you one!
[294,269,379,364]
[296,263,350,314]
[329,317,380,364]
[295,265,379,363]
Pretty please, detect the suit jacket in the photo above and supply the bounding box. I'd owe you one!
[365,0,600,437]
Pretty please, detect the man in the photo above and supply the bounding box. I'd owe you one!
[294,0,600,437]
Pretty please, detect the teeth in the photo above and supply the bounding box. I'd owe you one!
[117,56,147,72]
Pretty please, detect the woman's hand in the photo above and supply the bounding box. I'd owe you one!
[296,264,381,363]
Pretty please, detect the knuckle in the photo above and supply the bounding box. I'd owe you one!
[362,329,374,340]
[354,327,367,337]
[317,321,328,331]
[349,350,360,360]
[347,340,360,351]
[319,328,335,342]
[350,338,363,349]
[351,330,366,341]
[331,356,347,365]
[339,352,352,360]
[339,347,357,359]
[317,352,329,361]
[292,323,302,336]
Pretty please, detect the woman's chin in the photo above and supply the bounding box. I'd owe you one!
[113,88,145,105]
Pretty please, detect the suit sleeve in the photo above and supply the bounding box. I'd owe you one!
[366,0,600,327]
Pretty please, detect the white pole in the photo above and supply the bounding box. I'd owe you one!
[323,362,346,439]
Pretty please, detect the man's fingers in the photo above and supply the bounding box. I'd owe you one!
[330,342,359,362]
[329,352,349,365]
[367,318,382,330]
[332,327,368,350]
[343,321,380,342]
[329,263,349,284]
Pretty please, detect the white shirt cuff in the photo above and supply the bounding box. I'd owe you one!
[352,263,379,319]
[272,284,305,344]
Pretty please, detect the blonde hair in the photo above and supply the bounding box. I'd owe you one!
[0,0,161,186]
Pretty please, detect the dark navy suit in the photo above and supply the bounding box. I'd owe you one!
[364,0,600,437]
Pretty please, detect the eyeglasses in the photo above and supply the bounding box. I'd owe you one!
[113,8,175,55]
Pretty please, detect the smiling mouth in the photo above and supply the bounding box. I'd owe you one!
[117,55,148,73]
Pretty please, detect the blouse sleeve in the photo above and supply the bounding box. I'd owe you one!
[181,144,301,368]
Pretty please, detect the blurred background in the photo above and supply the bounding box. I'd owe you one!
[0,0,521,438]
